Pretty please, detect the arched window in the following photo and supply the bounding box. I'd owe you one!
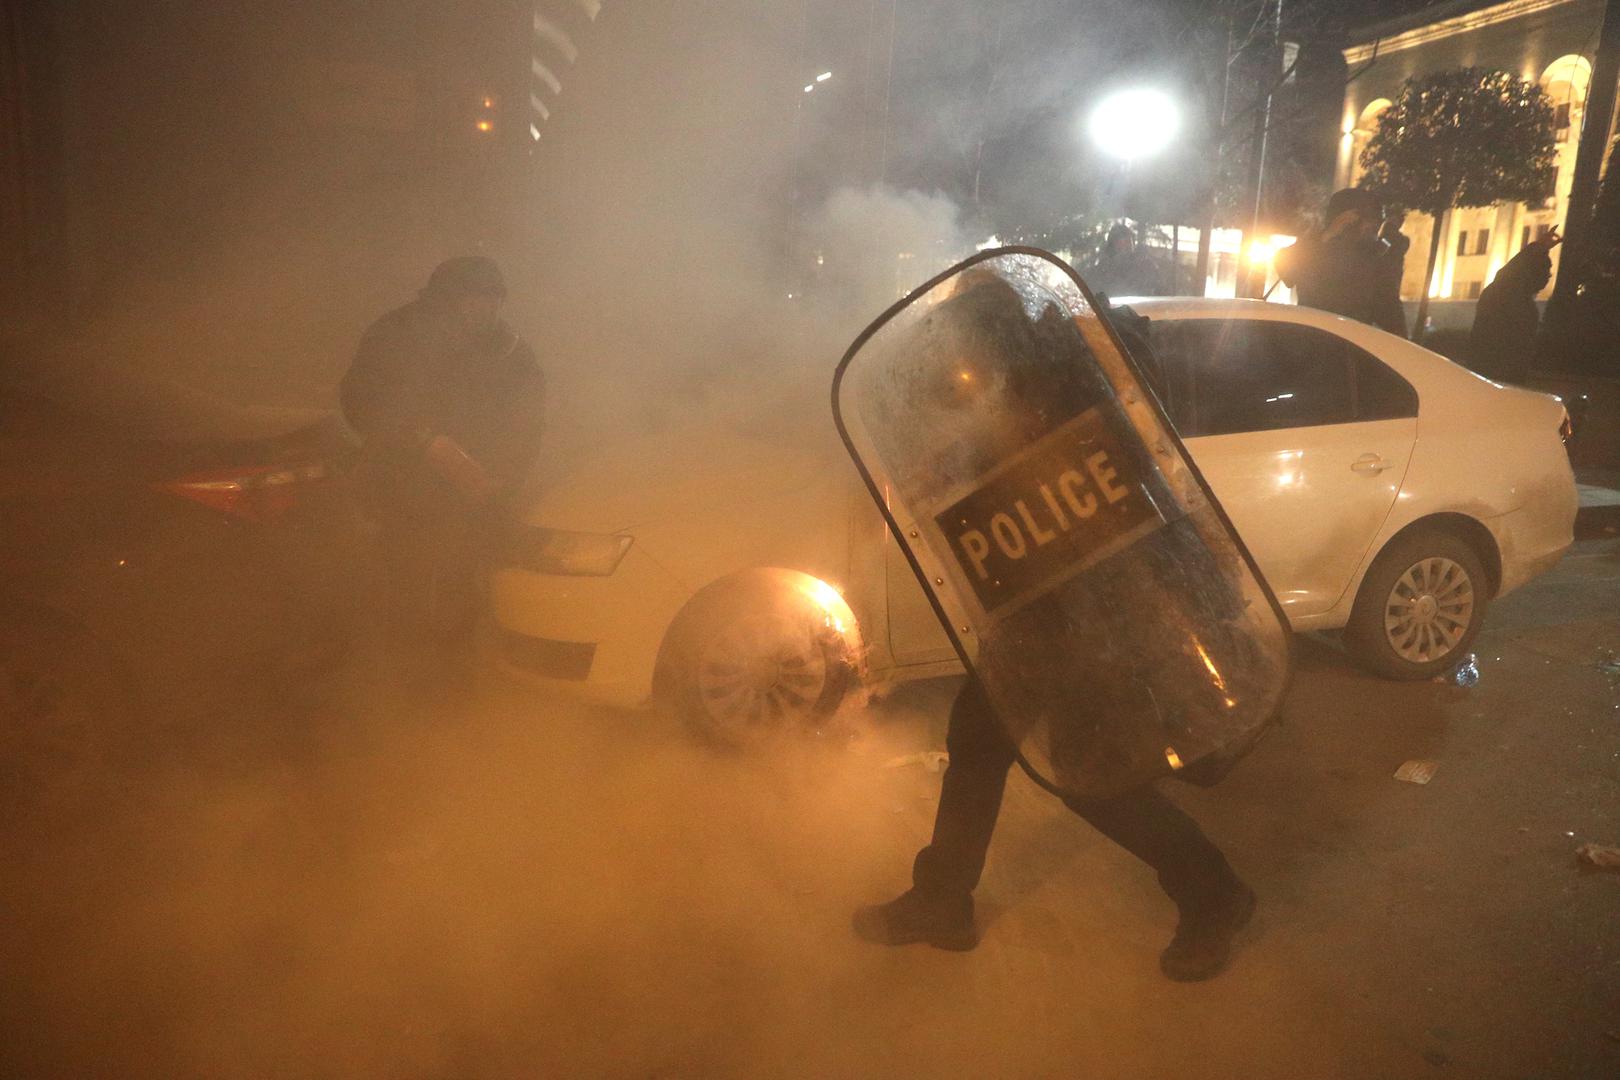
[1349,98,1391,186]
[1539,54,1592,144]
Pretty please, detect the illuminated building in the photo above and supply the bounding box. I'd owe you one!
[1336,0,1620,324]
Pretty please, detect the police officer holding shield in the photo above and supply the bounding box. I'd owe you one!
[842,264,1276,983]
[853,679,1255,981]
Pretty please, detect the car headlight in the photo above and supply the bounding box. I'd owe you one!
[505,527,634,576]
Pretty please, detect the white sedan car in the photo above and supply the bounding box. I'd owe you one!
[490,298,1576,743]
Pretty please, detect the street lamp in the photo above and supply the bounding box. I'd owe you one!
[1086,88,1184,292]
[1088,88,1180,162]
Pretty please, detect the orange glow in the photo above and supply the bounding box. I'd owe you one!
[475,119,494,132]
[1194,641,1227,692]
[1165,746,1184,770]
[800,578,854,639]
[481,96,494,108]
[1196,640,1237,705]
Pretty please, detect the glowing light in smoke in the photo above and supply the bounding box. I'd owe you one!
[1088,88,1180,161]
[803,578,852,637]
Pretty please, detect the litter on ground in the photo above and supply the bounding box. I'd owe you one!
[1394,760,1439,785]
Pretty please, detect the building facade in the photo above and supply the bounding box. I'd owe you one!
[0,1,605,323]
[1336,0,1618,325]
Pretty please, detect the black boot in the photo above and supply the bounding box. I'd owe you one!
[852,889,978,951]
[1159,880,1256,982]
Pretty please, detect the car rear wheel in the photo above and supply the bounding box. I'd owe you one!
[659,574,858,749]
[1344,528,1490,681]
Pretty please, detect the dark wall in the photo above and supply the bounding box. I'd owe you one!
[2,1,544,401]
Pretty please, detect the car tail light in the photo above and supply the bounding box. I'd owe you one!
[156,461,329,522]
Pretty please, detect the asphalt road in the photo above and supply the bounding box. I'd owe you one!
[3,535,1618,1079]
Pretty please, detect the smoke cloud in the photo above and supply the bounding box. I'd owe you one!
[1,678,962,1079]
[3,4,987,1077]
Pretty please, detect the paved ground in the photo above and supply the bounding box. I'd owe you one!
[3,535,1618,1079]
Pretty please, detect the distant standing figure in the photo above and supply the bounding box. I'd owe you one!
[1092,223,1167,299]
[341,256,546,669]
[1466,232,1560,385]
[1274,188,1407,336]
[1373,214,1412,338]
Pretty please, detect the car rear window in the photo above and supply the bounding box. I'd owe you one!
[1148,318,1418,438]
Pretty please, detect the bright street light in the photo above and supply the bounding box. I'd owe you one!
[1088,88,1181,161]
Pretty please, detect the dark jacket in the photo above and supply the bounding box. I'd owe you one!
[1466,247,1551,385]
[1092,250,1168,299]
[1372,230,1410,338]
[1275,232,1408,336]
[341,298,545,514]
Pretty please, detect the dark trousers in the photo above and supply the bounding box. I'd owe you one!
[913,680,1241,917]
[374,507,487,700]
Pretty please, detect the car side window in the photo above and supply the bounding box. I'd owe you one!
[1149,319,1416,437]
[1139,321,1199,434]
[1352,343,1420,421]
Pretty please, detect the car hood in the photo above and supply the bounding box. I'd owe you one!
[520,425,837,535]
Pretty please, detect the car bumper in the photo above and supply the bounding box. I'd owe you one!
[1490,476,1578,598]
[486,546,691,709]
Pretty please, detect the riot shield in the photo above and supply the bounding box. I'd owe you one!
[832,249,1291,801]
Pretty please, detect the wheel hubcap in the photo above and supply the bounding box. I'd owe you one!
[1384,556,1474,664]
[696,614,829,739]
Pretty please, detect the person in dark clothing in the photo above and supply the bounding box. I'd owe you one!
[341,256,545,664]
[851,281,1257,983]
[854,680,1255,980]
[1275,188,1408,336]
[1372,214,1412,338]
[1092,223,1168,298]
[1466,231,1560,385]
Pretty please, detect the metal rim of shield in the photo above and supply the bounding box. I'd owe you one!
[831,246,1293,800]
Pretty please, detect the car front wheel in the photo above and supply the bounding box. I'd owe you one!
[1344,528,1490,681]
[658,574,859,749]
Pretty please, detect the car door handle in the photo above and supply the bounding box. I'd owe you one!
[1350,454,1391,475]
